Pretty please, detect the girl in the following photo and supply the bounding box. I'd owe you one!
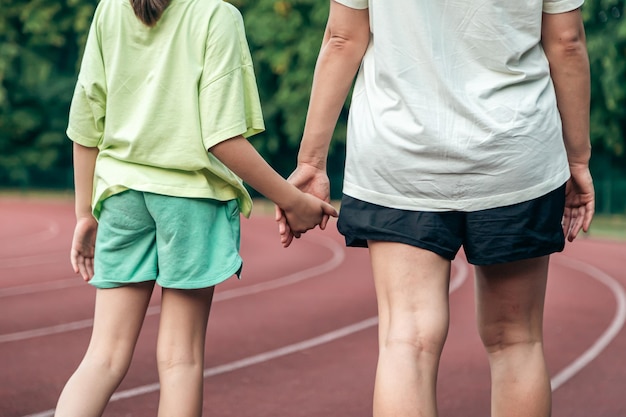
[54,0,336,416]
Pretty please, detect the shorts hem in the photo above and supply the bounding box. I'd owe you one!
[157,259,243,290]
[467,244,565,266]
[345,234,457,261]
[89,272,157,289]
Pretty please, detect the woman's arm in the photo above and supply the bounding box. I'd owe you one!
[277,0,370,246]
[297,0,371,170]
[541,8,595,240]
[541,8,591,166]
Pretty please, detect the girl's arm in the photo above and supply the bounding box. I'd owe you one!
[541,8,595,241]
[209,136,337,239]
[71,143,99,280]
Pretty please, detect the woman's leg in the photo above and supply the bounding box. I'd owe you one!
[475,256,552,417]
[55,282,155,417]
[156,286,215,417]
[369,241,452,417]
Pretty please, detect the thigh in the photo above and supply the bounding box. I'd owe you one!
[88,282,156,361]
[464,184,566,265]
[369,241,452,347]
[92,190,158,288]
[145,195,242,289]
[475,256,550,347]
[157,287,215,359]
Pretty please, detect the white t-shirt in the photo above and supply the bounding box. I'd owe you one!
[335,0,583,211]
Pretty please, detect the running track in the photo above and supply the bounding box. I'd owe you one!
[1,196,625,417]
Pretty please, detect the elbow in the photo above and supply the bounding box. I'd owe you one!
[556,30,587,57]
[326,30,369,61]
[544,24,587,59]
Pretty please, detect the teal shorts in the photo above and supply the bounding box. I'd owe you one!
[91,190,242,289]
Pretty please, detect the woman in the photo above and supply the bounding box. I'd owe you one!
[278,1,595,416]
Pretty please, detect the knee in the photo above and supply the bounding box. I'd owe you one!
[479,323,542,354]
[382,325,448,358]
[382,313,449,355]
[83,347,132,380]
[156,346,202,373]
[383,337,446,360]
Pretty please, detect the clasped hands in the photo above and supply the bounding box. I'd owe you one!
[275,164,333,248]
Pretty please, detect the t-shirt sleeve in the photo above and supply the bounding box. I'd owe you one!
[543,0,584,14]
[66,8,106,148]
[333,0,368,10]
[199,3,264,150]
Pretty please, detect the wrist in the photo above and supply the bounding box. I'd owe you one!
[75,208,94,221]
[568,160,590,170]
[296,157,327,172]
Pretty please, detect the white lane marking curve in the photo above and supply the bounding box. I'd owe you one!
[0,278,81,299]
[21,256,471,417]
[0,221,60,250]
[550,255,626,391]
[0,234,344,344]
[0,251,67,271]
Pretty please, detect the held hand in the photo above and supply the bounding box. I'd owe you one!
[280,192,337,246]
[562,164,595,242]
[70,216,98,281]
[276,164,332,247]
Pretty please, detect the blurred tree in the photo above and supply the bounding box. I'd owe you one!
[0,0,624,204]
[583,0,626,158]
[0,0,96,187]
[582,0,626,213]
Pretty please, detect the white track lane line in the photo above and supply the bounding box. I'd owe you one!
[0,221,60,248]
[0,251,67,271]
[21,258,470,417]
[0,278,81,299]
[0,233,346,297]
[19,251,626,417]
[550,255,626,391]
[1,235,344,343]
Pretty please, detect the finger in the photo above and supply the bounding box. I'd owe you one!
[86,257,95,280]
[76,257,89,281]
[582,202,595,233]
[70,252,79,275]
[322,202,338,218]
[278,219,286,235]
[282,232,294,248]
[320,214,330,230]
[274,205,284,222]
[561,208,572,238]
[568,207,583,242]
[279,221,293,246]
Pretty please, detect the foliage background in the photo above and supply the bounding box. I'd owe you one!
[1,0,625,212]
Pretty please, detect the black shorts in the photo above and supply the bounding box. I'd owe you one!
[336,185,566,265]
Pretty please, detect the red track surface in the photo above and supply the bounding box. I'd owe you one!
[1,196,625,417]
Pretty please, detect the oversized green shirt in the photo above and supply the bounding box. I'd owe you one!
[67,0,264,219]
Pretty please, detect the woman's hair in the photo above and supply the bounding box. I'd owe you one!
[130,0,172,27]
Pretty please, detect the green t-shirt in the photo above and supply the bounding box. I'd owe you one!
[68,0,264,218]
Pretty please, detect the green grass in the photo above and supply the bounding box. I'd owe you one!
[3,191,625,241]
[586,214,626,241]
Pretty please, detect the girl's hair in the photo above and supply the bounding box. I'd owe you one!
[130,0,172,27]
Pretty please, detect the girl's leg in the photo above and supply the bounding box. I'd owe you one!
[368,241,451,417]
[475,256,551,417]
[55,282,155,417]
[156,286,215,417]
